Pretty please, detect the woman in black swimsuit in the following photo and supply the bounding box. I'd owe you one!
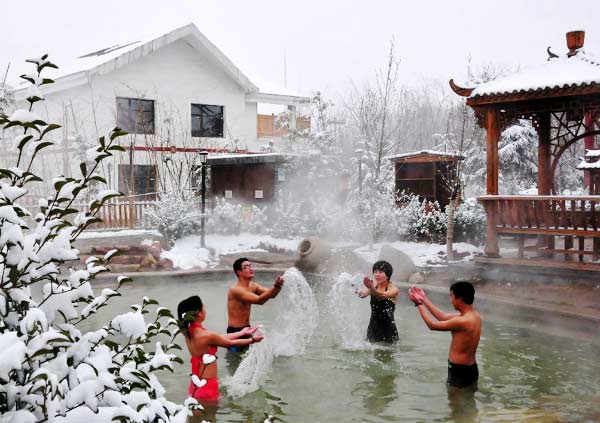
[357,260,400,343]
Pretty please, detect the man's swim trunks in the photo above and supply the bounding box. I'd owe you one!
[188,377,220,401]
[226,325,251,352]
[447,361,478,388]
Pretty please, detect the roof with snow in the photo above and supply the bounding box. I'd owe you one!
[578,149,600,169]
[388,150,463,162]
[14,23,309,105]
[450,31,600,106]
[585,149,600,157]
[577,159,600,169]
[470,52,600,98]
[207,152,292,166]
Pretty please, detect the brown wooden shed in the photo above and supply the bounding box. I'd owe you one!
[389,150,462,207]
[206,153,289,204]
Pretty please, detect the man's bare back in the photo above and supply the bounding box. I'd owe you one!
[409,282,481,387]
[448,309,481,365]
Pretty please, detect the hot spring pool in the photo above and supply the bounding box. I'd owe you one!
[89,270,600,422]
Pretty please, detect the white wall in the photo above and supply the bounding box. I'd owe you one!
[13,39,262,193]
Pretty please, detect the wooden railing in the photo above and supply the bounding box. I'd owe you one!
[478,195,600,262]
[19,194,157,230]
[257,114,311,137]
[73,198,156,229]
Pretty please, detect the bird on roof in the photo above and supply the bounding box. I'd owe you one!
[547,46,559,61]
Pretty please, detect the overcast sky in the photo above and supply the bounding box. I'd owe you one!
[2,0,600,101]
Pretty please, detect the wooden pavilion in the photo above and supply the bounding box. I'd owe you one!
[450,30,600,271]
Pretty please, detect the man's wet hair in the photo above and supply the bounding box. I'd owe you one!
[372,260,393,280]
[233,257,249,276]
[177,295,203,337]
[450,281,475,305]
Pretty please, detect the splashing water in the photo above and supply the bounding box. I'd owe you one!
[226,267,318,398]
[326,272,373,350]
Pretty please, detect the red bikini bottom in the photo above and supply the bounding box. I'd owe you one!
[188,377,220,401]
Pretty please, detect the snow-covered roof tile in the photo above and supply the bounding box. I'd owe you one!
[388,150,463,161]
[585,149,600,157]
[471,51,600,98]
[577,159,600,169]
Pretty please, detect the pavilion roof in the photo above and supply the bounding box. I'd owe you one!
[577,149,600,169]
[473,51,600,99]
[450,31,600,106]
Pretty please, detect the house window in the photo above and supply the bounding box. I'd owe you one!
[191,104,224,137]
[116,97,155,134]
[118,164,157,197]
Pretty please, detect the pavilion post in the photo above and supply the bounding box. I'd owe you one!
[484,108,500,257]
[537,112,554,254]
[537,113,552,195]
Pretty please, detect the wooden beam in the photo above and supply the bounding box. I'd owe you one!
[483,108,500,257]
[486,108,500,195]
[537,113,552,194]
[537,112,554,253]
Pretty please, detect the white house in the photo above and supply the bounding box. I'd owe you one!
[9,23,310,198]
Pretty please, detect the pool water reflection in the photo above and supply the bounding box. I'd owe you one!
[89,272,600,422]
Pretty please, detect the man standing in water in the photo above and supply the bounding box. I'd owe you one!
[227,257,284,351]
[409,281,481,388]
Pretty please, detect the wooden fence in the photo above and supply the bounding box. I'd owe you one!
[19,194,157,230]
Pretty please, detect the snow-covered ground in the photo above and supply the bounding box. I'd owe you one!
[354,241,482,268]
[80,230,483,270]
[78,229,161,239]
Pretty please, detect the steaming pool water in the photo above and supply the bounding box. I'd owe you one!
[91,270,600,422]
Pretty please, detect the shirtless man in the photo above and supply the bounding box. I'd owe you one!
[409,281,481,388]
[226,257,284,351]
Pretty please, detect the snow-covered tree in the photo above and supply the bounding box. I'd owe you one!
[0,84,14,114]
[497,121,539,193]
[0,56,195,422]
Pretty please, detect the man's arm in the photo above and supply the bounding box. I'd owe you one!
[421,297,458,321]
[270,276,284,298]
[231,285,279,305]
[410,287,457,321]
[416,305,466,331]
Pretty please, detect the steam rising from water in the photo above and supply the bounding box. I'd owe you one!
[226,267,317,398]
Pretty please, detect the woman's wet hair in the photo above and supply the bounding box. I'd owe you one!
[372,260,393,280]
[177,295,203,337]
[450,281,475,305]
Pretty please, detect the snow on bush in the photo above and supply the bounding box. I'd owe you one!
[143,192,200,245]
[451,198,486,245]
[0,56,192,422]
[396,194,447,243]
[205,197,243,234]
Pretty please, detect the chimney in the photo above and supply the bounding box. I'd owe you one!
[567,30,585,57]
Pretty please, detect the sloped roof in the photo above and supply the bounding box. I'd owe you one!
[14,23,308,104]
[388,150,463,162]
[470,51,600,99]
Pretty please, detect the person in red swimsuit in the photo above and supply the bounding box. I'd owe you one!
[177,295,264,405]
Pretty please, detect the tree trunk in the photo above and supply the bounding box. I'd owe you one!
[446,190,461,261]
